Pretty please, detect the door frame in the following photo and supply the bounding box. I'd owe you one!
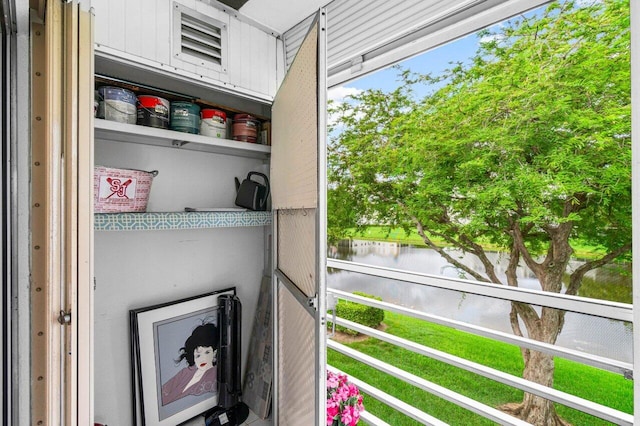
[30,1,94,424]
[271,8,328,425]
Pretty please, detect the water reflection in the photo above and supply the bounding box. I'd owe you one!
[328,240,632,363]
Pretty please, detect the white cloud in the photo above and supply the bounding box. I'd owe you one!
[327,86,364,133]
[575,0,602,6]
[328,86,362,103]
[479,33,505,45]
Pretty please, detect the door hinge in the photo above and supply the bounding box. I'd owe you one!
[57,309,71,325]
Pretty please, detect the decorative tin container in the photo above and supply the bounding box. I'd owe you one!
[94,166,158,213]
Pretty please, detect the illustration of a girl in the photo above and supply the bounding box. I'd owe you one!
[161,322,219,405]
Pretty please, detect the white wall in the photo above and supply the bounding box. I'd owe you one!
[95,140,269,211]
[93,139,268,425]
[91,0,279,100]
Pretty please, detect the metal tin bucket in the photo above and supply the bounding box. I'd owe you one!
[137,95,170,129]
[98,86,137,124]
[170,102,201,134]
[232,114,259,143]
[93,166,159,213]
[201,109,228,139]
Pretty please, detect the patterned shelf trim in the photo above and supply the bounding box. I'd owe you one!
[95,211,272,231]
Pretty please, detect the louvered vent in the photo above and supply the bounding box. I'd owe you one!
[173,3,227,72]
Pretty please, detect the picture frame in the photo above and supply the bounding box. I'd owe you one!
[130,288,236,426]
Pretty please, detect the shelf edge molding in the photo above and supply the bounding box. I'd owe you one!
[95,211,272,231]
[94,118,271,159]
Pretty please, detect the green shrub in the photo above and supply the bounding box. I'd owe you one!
[329,291,385,336]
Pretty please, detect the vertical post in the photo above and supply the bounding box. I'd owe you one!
[76,5,94,425]
[316,7,328,426]
[631,0,639,423]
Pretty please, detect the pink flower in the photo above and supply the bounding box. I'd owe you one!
[341,405,357,426]
[327,404,339,425]
[348,383,359,397]
[327,373,340,389]
[326,371,364,426]
[336,385,349,401]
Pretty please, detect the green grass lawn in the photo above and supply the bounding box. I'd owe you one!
[328,311,633,425]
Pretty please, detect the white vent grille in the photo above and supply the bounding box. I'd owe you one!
[173,3,227,72]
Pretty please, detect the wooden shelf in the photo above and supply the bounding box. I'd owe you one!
[95,211,272,231]
[94,118,271,159]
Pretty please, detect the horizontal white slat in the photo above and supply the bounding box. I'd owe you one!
[358,411,393,426]
[330,316,634,425]
[327,259,633,322]
[328,340,532,426]
[181,40,222,61]
[182,15,221,39]
[182,29,222,50]
[328,288,633,377]
[327,365,448,426]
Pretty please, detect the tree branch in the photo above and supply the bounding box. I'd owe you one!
[412,217,493,283]
[459,234,501,283]
[566,243,632,295]
[510,218,543,276]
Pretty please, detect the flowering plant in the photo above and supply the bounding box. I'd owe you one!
[326,371,364,426]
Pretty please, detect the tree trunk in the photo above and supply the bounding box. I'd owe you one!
[501,305,569,425]
[512,351,568,425]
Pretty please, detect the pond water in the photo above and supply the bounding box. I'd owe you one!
[328,240,633,364]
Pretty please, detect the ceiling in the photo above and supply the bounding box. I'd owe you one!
[218,0,330,34]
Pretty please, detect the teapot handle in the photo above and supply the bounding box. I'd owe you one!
[247,172,270,206]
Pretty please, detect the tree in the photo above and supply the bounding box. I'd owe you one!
[328,1,631,424]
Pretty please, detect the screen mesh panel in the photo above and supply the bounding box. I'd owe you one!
[271,20,318,210]
[278,284,316,424]
[277,209,317,297]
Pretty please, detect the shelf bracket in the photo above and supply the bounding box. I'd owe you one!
[172,139,189,147]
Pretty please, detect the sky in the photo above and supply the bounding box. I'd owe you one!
[328,33,480,103]
[327,1,558,105]
[325,31,483,134]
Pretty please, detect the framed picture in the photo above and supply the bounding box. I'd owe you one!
[130,288,235,426]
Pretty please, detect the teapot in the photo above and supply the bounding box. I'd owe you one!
[234,172,270,211]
